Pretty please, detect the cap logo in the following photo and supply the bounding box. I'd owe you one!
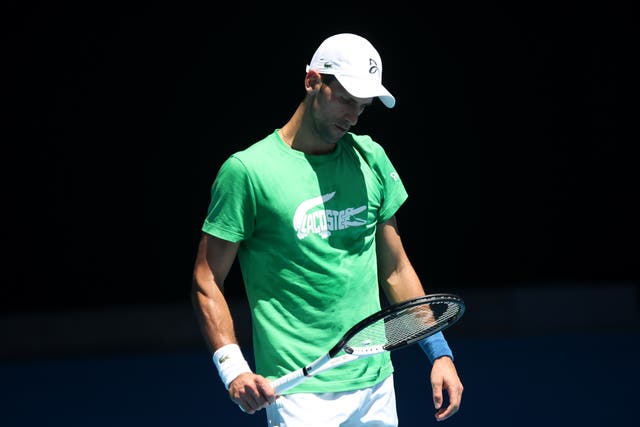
[368,58,379,75]
[323,62,333,69]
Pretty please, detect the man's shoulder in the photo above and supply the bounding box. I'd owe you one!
[343,132,388,158]
[231,130,279,161]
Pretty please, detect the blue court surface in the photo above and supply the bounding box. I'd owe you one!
[1,330,638,426]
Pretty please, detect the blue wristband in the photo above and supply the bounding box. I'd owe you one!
[418,332,453,364]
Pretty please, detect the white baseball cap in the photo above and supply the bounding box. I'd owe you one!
[306,33,396,108]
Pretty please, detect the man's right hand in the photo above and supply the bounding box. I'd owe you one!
[229,372,277,414]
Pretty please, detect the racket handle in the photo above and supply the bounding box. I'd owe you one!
[270,354,331,394]
[270,369,307,395]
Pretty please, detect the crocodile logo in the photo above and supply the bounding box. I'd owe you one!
[293,192,367,239]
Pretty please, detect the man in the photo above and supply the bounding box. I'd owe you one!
[191,33,463,426]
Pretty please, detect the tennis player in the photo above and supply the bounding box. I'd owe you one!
[191,33,463,426]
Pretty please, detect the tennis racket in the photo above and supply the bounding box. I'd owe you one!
[270,293,465,394]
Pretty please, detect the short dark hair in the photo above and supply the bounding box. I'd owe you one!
[319,74,336,85]
[302,73,337,100]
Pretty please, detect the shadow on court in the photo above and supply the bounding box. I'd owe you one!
[1,330,638,426]
[1,286,639,426]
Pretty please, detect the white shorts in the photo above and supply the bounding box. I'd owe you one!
[266,375,398,427]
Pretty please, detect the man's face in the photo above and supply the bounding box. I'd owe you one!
[311,78,373,145]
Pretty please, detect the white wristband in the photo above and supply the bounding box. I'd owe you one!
[212,344,252,390]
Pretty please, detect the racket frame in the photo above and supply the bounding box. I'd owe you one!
[270,293,465,394]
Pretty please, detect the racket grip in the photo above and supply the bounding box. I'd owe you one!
[270,369,307,395]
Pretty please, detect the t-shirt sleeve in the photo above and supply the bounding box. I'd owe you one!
[374,146,408,223]
[202,156,256,242]
[350,135,408,223]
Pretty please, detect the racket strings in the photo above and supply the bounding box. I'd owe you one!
[383,301,461,347]
[344,319,388,350]
[344,301,462,351]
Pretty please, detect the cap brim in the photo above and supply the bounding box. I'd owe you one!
[335,75,396,108]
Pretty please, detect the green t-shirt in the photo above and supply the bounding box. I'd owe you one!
[202,130,408,393]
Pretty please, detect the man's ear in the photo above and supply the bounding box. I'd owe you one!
[305,70,323,94]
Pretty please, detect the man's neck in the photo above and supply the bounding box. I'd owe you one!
[279,103,336,155]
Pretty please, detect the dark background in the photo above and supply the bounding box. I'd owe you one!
[2,3,639,427]
[3,2,637,313]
